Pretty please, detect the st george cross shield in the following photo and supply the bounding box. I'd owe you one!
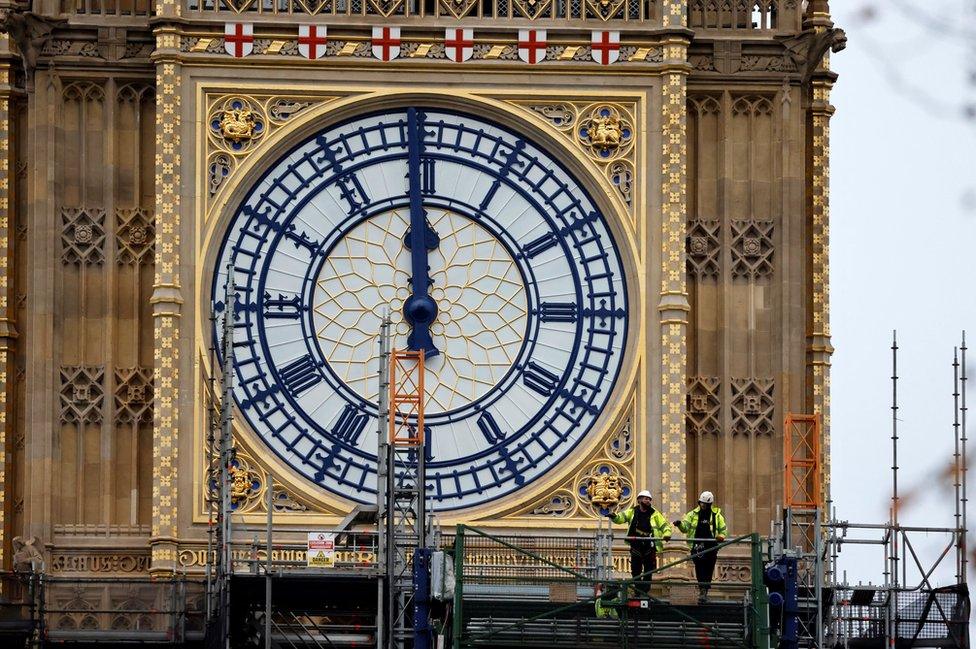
[444,28,474,63]
[371,26,401,62]
[517,29,546,65]
[591,30,620,65]
[224,23,254,58]
[298,25,328,60]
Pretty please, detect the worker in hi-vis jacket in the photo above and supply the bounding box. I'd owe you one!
[674,490,728,604]
[607,490,672,596]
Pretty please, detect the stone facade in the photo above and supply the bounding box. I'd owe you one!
[0,0,839,586]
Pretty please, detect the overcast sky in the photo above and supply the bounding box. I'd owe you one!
[830,0,976,589]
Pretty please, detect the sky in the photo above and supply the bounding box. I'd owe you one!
[829,0,976,590]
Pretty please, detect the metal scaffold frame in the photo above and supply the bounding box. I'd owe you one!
[205,267,237,649]
[379,325,432,649]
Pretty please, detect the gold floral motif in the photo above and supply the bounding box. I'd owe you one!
[219,108,256,143]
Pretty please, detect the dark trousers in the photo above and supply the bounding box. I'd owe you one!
[629,543,656,595]
[693,543,718,597]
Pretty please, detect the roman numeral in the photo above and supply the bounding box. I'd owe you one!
[538,302,577,323]
[331,404,368,446]
[522,361,560,397]
[477,411,507,445]
[279,354,322,397]
[523,232,558,259]
[263,292,304,319]
[421,158,436,195]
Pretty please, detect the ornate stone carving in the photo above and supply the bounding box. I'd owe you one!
[50,552,150,574]
[608,161,634,206]
[577,104,633,160]
[686,376,721,436]
[12,536,44,572]
[59,366,104,425]
[367,0,405,17]
[686,219,721,280]
[530,103,577,130]
[114,367,153,425]
[219,106,257,144]
[513,0,552,20]
[577,462,633,516]
[731,220,774,279]
[730,378,775,436]
[0,10,66,91]
[61,208,106,266]
[527,491,576,517]
[516,100,638,215]
[586,0,626,20]
[439,0,478,18]
[778,27,847,81]
[605,419,633,461]
[204,92,332,211]
[116,208,155,265]
[271,482,309,512]
[586,472,624,508]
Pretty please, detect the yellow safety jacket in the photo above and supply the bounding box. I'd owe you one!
[675,505,728,546]
[610,506,672,552]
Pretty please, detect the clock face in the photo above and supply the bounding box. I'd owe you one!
[212,107,629,510]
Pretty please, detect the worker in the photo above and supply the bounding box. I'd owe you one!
[606,490,672,596]
[673,490,728,604]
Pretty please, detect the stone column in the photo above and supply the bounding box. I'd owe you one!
[0,38,17,567]
[658,0,690,520]
[149,18,183,575]
[806,9,836,505]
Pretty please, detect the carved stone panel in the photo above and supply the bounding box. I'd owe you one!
[114,367,153,425]
[730,219,774,279]
[115,208,155,266]
[730,378,774,436]
[61,208,106,266]
[686,376,721,436]
[686,219,720,280]
[59,366,104,425]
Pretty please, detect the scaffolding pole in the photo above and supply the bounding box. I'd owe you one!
[213,267,236,649]
[376,314,392,648]
[385,347,427,649]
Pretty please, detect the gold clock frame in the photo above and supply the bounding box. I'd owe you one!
[190,84,653,531]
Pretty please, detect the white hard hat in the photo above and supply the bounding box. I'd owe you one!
[698,490,714,504]
[637,490,652,500]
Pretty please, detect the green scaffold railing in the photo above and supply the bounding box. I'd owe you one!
[450,524,771,649]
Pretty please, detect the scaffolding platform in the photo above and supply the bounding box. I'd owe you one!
[461,598,748,648]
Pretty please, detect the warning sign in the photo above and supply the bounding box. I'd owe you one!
[306,532,336,568]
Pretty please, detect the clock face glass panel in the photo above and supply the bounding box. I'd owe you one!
[212,108,629,510]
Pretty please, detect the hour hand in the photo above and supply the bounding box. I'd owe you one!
[402,107,439,358]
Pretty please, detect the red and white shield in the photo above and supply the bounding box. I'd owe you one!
[444,28,473,63]
[517,29,547,65]
[298,25,328,60]
[224,23,254,58]
[591,30,620,65]
[372,26,401,62]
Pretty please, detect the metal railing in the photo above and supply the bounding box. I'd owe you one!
[230,528,380,574]
[38,577,206,644]
[450,525,769,649]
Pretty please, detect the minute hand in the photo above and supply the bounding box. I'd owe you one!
[402,108,439,358]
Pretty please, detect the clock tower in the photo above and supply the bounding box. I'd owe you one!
[0,0,843,594]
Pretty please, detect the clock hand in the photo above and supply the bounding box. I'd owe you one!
[402,107,440,358]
